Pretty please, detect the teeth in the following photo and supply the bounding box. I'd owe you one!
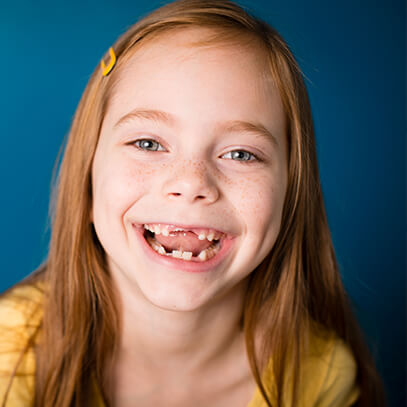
[182,251,193,260]
[144,224,222,243]
[197,231,218,242]
[197,241,221,261]
[198,250,207,261]
[147,234,221,262]
[146,235,166,253]
[197,231,217,242]
[172,250,182,259]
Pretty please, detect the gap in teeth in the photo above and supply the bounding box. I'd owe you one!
[145,233,220,261]
[144,224,220,242]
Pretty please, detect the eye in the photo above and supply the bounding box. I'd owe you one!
[221,150,259,163]
[133,138,165,152]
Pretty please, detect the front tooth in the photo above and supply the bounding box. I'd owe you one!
[158,246,166,255]
[207,232,215,241]
[198,233,206,240]
[172,250,183,259]
[182,251,192,260]
[154,225,161,235]
[162,227,169,237]
[198,249,207,261]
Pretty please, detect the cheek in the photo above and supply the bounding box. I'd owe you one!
[231,174,286,235]
[233,176,274,213]
[92,160,152,218]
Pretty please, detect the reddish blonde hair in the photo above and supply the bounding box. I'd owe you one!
[2,1,386,406]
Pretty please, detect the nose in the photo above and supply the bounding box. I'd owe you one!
[161,160,219,204]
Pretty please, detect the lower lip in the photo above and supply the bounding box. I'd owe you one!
[133,225,235,273]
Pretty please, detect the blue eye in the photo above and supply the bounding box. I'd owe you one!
[222,150,258,162]
[134,139,165,151]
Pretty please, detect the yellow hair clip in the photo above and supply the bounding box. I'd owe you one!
[101,47,116,76]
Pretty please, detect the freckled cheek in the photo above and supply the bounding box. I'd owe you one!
[93,162,159,213]
[230,176,284,231]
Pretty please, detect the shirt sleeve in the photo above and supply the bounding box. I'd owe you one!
[0,285,41,406]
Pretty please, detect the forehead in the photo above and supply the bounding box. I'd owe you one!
[112,27,272,95]
[121,26,269,72]
[104,27,285,135]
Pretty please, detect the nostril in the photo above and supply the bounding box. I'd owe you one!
[164,179,219,203]
[170,192,207,200]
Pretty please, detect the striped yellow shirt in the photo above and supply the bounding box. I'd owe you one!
[0,284,359,406]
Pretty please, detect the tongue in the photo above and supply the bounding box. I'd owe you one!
[153,231,213,255]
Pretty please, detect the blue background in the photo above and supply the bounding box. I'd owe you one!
[0,0,405,405]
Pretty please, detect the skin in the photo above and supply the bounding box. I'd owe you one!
[92,29,288,406]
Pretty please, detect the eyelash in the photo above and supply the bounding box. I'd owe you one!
[131,138,261,163]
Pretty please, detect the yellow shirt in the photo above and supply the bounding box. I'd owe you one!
[0,284,360,406]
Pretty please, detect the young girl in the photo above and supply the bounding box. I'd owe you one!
[0,0,386,406]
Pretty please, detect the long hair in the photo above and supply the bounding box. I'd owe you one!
[2,1,386,406]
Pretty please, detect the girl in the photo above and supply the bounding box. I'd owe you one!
[0,0,386,406]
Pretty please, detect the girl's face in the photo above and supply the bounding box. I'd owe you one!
[92,29,288,311]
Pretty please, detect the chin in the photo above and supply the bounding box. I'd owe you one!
[141,286,212,312]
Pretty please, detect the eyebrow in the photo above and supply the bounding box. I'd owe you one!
[114,108,279,147]
[114,109,177,129]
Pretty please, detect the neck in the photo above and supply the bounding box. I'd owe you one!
[111,275,248,374]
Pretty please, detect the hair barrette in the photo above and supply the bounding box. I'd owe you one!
[101,47,116,76]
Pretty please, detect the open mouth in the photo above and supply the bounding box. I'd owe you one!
[142,223,224,262]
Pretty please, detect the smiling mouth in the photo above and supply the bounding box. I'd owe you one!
[142,223,224,262]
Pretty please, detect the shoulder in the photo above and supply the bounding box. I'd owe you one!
[0,282,44,405]
[299,328,359,407]
[251,325,360,407]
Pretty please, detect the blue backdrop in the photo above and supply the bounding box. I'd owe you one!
[0,0,405,405]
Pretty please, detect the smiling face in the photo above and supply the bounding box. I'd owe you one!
[91,29,288,311]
